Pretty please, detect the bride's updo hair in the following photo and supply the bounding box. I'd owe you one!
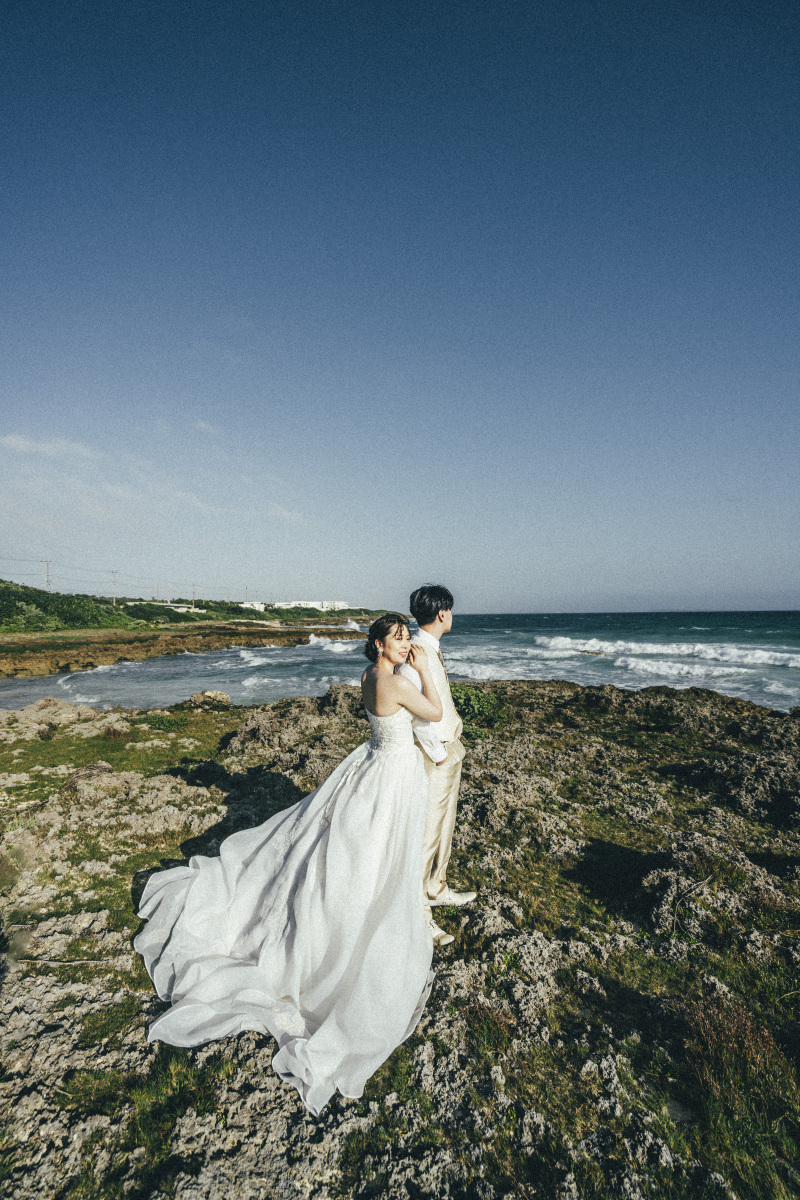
[364,613,410,662]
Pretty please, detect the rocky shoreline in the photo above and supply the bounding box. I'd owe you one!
[1,680,799,1199]
[0,623,363,679]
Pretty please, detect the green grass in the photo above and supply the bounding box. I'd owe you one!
[79,996,142,1048]
[56,1046,236,1199]
[0,705,247,810]
[682,997,800,1199]
[338,1040,439,1196]
[0,1126,18,1188]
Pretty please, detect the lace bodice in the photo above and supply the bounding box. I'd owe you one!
[366,707,416,753]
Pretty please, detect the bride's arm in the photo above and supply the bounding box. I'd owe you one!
[391,651,443,722]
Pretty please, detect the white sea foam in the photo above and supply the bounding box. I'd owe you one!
[522,647,580,660]
[237,650,271,667]
[241,674,287,689]
[451,658,558,682]
[763,681,800,698]
[454,663,517,681]
[534,636,800,668]
[305,635,359,654]
[613,657,749,680]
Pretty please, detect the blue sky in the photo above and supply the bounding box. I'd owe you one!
[1,0,798,611]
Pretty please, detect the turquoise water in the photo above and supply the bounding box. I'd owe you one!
[1,612,799,713]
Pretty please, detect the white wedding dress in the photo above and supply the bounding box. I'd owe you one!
[134,706,434,1115]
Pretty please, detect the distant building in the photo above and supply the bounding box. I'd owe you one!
[272,600,350,611]
[127,601,205,613]
[241,601,266,612]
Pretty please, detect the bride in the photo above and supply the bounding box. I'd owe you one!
[134,613,443,1115]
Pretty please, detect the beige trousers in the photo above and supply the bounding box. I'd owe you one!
[419,738,466,921]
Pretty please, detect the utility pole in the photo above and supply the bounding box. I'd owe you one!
[192,585,196,610]
[41,560,51,591]
[156,581,159,602]
[110,570,118,606]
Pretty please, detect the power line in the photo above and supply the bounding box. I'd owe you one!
[2,556,346,608]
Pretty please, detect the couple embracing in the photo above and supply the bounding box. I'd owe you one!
[135,584,475,1116]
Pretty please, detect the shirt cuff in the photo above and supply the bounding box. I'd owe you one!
[419,736,447,764]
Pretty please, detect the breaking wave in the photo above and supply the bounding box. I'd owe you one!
[612,657,749,680]
[534,636,800,668]
[763,681,800,698]
[308,635,360,654]
[238,650,271,667]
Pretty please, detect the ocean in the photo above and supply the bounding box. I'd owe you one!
[1,612,799,713]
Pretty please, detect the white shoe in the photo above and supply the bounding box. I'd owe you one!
[428,920,455,947]
[430,887,476,908]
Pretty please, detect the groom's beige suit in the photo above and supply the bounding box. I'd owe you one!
[398,628,465,919]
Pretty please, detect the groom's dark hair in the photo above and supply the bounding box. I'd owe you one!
[410,584,454,627]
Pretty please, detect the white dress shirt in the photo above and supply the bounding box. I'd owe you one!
[397,628,451,764]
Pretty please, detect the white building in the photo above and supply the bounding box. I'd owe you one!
[272,600,350,611]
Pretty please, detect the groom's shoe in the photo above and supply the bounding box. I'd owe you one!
[429,920,455,947]
[430,887,477,908]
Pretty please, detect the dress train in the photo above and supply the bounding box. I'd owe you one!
[134,707,433,1115]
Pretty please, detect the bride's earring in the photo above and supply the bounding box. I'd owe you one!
[376,647,383,666]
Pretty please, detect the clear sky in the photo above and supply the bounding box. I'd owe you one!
[1,0,798,612]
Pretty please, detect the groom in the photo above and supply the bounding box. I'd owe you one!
[399,584,476,947]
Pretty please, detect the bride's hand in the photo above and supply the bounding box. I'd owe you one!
[407,645,428,672]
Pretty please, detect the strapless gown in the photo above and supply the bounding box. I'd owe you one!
[134,707,434,1115]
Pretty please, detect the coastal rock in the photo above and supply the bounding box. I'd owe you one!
[640,829,785,937]
[0,697,102,743]
[677,751,800,823]
[1,679,793,1200]
[187,689,231,708]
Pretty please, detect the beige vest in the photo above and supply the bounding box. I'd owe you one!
[411,634,462,743]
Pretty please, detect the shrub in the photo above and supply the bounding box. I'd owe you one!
[143,713,189,732]
[1,602,64,632]
[0,580,131,630]
[450,685,504,728]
